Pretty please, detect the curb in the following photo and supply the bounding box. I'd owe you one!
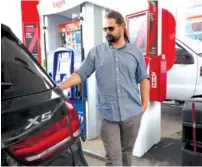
[83,149,105,161]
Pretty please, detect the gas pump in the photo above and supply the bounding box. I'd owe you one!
[53,48,74,97]
[147,1,176,102]
[37,0,111,140]
[51,46,86,140]
[126,0,176,157]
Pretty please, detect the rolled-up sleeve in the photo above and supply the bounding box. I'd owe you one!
[136,50,150,83]
[75,47,96,82]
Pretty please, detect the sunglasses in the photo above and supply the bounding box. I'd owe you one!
[102,26,116,32]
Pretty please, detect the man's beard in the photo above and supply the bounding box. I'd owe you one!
[106,34,120,43]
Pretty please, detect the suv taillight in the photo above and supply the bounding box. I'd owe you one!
[7,100,80,165]
[66,99,81,138]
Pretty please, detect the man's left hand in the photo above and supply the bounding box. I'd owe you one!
[142,105,148,113]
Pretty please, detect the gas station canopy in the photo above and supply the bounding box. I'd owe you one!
[37,0,115,16]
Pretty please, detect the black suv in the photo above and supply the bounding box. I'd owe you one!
[1,24,88,166]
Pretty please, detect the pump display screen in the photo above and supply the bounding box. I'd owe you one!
[59,61,71,73]
[127,13,147,54]
[59,52,70,59]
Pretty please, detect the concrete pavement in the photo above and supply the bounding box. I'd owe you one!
[82,103,183,166]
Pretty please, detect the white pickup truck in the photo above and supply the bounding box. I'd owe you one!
[167,37,202,102]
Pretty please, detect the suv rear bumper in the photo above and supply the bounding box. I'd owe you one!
[45,137,88,166]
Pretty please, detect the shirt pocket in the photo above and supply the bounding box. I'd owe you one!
[95,53,104,70]
[95,56,100,67]
[119,53,138,79]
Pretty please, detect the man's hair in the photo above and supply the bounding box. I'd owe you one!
[105,10,130,43]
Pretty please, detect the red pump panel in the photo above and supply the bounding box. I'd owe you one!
[149,7,176,102]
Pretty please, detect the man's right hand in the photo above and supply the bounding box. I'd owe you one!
[58,72,82,90]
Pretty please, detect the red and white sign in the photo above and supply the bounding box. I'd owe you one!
[37,0,69,15]
[37,0,115,16]
[37,0,90,16]
[53,0,65,8]
[151,72,157,88]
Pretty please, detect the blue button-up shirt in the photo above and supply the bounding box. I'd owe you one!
[76,42,149,122]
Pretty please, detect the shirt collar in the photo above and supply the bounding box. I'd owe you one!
[107,41,128,49]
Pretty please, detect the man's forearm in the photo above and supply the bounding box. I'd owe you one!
[140,79,150,111]
[58,72,82,90]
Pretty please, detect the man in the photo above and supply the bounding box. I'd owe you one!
[59,10,150,166]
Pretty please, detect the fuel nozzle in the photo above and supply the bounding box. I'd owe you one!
[75,85,81,98]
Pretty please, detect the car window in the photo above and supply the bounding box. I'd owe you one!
[1,31,55,100]
[174,44,194,64]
